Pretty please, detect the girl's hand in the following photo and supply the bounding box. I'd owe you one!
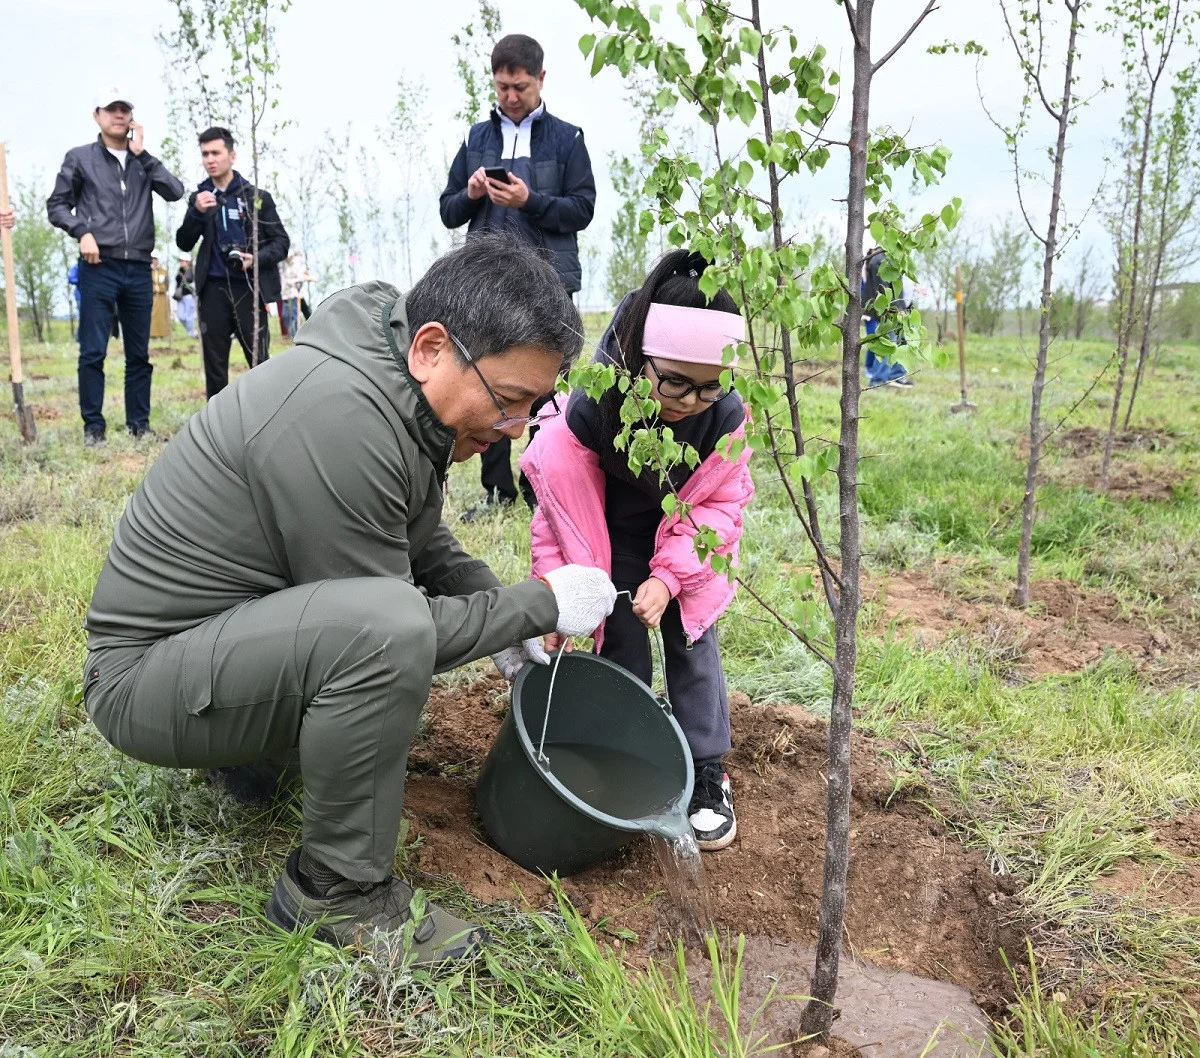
[632,577,671,629]
[543,632,574,654]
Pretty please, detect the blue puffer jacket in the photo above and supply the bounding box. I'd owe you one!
[439,106,596,293]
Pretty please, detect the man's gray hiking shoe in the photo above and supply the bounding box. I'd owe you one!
[265,848,488,967]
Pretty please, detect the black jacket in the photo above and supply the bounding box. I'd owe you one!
[47,136,185,262]
[175,172,290,304]
[440,107,595,293]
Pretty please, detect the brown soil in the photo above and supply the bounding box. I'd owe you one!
[1056,426,1176,457]
[1095,812,1200,912]
[1027,426,1191,501]
[406,674,1025,1016]
[875,568,1196,679]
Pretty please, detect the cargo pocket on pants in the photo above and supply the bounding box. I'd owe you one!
[180,607,240,716]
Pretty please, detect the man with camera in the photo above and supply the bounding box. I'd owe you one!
[440,34,596,516]
[176,126,290,399]
[47,87,186,445]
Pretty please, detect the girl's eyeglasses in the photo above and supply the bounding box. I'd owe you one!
[446,330,562,430]
[644,355,728,403]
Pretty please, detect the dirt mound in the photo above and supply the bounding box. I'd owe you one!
[875,570,1193,679]
[1057,426,1176,457]
[1016,427,1190,501]
[406,674,1024,1015]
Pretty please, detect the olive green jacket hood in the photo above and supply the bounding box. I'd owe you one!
[86,281,557,673]
[300,280,456,487]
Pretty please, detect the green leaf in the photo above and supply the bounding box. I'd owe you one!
[737,91,756,125]
[661,493,678,516]
[578,33,596,56]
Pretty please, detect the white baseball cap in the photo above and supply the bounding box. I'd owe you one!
[95,86,134,111]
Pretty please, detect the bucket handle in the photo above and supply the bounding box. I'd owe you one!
[534,599,671,768]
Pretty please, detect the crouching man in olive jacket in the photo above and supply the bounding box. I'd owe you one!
[82,233,616,964]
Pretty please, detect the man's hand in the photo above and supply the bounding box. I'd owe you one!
[128,121,145,155]
[632,577,671,629]
[486,172,530,209]
[79,233,101,265]
[492,637,552,681]
[0,206,14,230]
[541,565,618,637]
[467,167,489,201]
[194,190,218,213]
[234,252,254,271]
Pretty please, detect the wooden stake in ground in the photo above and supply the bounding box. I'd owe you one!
[0,142,36,443]
[950,265,976,413]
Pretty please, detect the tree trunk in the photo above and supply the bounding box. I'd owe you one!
[799,0,870,1039]
[1123,129,1181,428]
[751,0,836,611]
[1101,72,1163,487]
[1016,4,1080,608]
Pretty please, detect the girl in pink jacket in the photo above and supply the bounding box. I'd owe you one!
[520,250,754,851]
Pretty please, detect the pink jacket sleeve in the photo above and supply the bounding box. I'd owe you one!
[648,449,754,598]
[529,507,567,579]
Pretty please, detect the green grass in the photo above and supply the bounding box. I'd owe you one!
[1,323,1199,1054]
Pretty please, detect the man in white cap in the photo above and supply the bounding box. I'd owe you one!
[47,87,186,445]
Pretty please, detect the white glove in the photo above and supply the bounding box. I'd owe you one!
[541,565,619,637]
[492,637,551,680]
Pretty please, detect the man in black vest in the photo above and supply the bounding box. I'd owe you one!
[440,33,596,515]
[176,127,291,399]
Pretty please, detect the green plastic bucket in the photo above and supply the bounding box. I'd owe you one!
[476,651,694,876]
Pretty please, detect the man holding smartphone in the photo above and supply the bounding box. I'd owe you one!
[440,33,596,515]
[47,87,186,446]
[176,127,291,399]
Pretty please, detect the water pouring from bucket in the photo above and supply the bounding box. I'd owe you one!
[476,638,712,934]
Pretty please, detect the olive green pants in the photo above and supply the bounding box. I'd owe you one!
[85,578,437,883]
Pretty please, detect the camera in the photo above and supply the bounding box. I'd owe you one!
[226,244,248,269]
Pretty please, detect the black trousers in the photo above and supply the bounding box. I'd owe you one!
[600,541,732,763]
[199,280,270,398]
[479,394,555,507]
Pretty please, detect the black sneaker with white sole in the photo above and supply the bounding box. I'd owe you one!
[688,761,737,851]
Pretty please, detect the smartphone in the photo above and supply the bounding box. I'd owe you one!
[484,166,511,184]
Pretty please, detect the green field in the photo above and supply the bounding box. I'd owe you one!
[1,321,1197,1056]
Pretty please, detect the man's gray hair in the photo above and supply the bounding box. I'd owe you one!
[407,233,583,372]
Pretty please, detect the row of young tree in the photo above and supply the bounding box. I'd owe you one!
[0,0,1194,1042]
[574,0,1199,1037]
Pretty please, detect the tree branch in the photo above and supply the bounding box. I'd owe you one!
[843,0,863,50]
[872,0,938,74]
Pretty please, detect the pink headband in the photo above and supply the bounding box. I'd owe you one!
[642,303,745,367]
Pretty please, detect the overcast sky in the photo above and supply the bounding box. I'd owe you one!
[3,0,1180,304]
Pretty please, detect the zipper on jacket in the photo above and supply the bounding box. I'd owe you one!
[120,166,128,259]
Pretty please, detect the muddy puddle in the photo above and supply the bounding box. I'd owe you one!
[688,936,989,1057]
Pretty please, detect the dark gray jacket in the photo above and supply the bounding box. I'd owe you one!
[440,107,595,293]
[85,281,559,674]
[47,136,185,262]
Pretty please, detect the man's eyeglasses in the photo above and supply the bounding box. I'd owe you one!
[446,330,561,431]
[644,355,728,403]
